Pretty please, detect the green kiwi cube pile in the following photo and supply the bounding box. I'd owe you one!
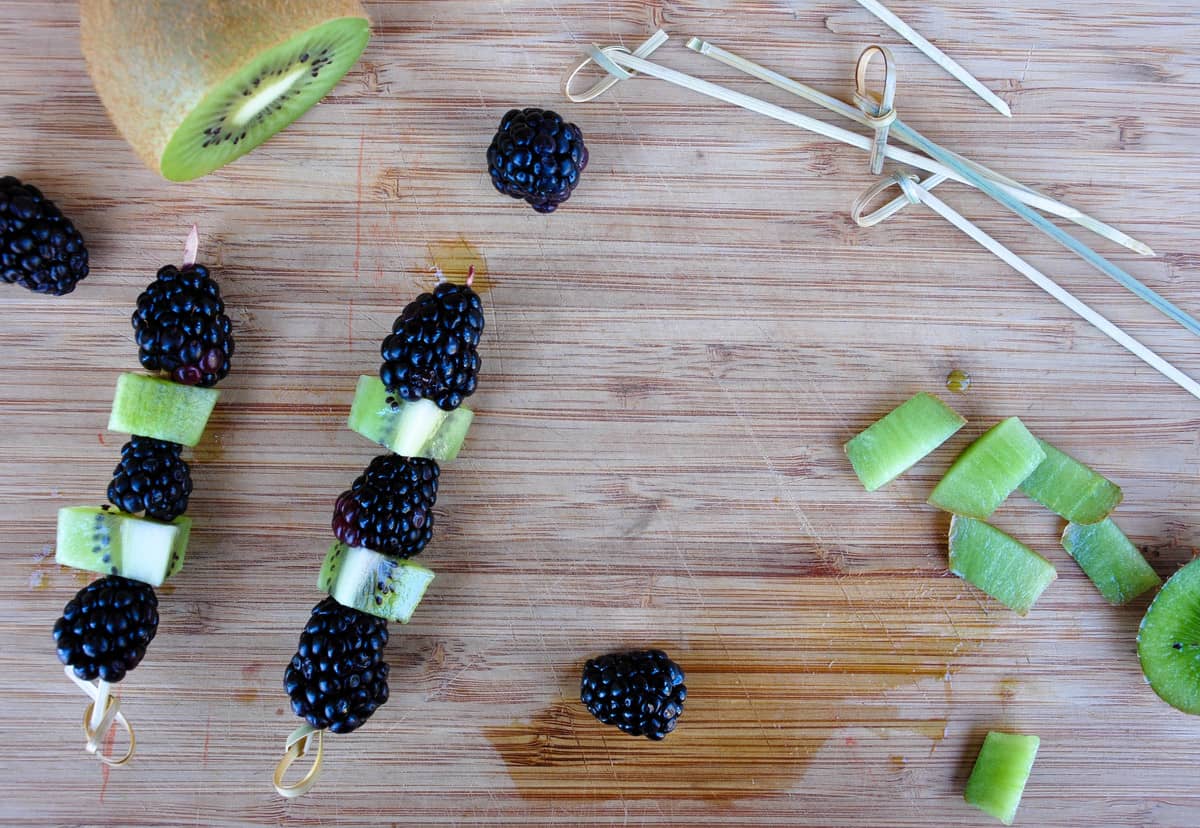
[56,506,192,587]
[318,542,435,623]
[928,418,1045,519]
[1018,439,1122,524]
[108,373,219,447]
[964,731,1040,825]
[844,392,966,491]
[948,516,1056,615]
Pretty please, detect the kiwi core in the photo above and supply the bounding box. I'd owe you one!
[232,66,308,127]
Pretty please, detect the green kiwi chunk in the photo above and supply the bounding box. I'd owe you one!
[1061,518,1160,605]
[1018,439,1122,524]
[964,731,1040,825]
[108,373,219,447]
[56,506,191,586]
[1138,558,1200,714]
[949,516,1056,615]
[844,392,966,491]
[318,542,434,623]
[928,418,1046,519]
[347,375,473,462]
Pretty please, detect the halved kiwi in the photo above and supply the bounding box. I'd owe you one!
[80,0,371,181]
[1138,559,1200,714]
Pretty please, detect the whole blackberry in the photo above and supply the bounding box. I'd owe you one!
[380,281,483,411]
[580,650,686,740]
[284,597,390,734]
[332,454,439,558]
[132,263,234,387]
[52,575,159,683]
[0,176,89,295]
[487,107,588,213]
[107,436,193,522]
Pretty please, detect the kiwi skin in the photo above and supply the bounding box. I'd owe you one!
[80,0,369,179]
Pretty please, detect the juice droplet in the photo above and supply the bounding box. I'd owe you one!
[427,238,490,292]
[946,369,971,393]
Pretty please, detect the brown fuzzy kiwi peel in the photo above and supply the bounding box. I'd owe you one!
[80,0,370,181]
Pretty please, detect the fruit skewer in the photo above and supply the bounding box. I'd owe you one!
[274,274,484,797]
[52,227,233,765]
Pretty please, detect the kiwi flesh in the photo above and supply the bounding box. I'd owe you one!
[964,731,1039,825]
[844,392,966,492]
[108,373,219,447]
[1061,518,1160,605]
[1018,438,1122,525]
[318,542,435,623]
[928,418,1046,520]
[1138,559,1200,714]
[56,506,192,586]
[348,375,474,462]
[80,0,371,181]
[948,516,1056,615]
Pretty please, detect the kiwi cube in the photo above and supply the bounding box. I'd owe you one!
[56,506,191,586]
[844,392,966,491]
[347,375,473,462]
[318,542,434,623]
[928,418,1045,519]
[1018,439,1122,524]
[1061,518,1160,605]
[964,731,1040,825]
[108,373,219,447]
[949,516,1056,615]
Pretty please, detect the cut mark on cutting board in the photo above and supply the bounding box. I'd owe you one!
[486,592,984,804]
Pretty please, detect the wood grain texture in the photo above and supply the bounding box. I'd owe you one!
[2,1,1200,825]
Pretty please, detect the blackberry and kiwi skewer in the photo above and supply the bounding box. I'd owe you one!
[52,229,233,764]
[274,279,484,797]
[80,0,371,181]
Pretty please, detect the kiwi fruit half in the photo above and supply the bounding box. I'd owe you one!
[1138,559,1200,714]
[80,0,371,181]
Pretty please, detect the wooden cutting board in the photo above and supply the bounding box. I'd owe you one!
[2,1,1198,825]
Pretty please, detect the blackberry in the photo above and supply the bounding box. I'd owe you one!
[132,263,234,387]
[284,597,390,734]
[332,454,439,558]
[107,436,193,522]
[487,108,588,213]
[52,575,159,683]
[0,176,89,295]
[380,281,483,411]
[580,649,686,740]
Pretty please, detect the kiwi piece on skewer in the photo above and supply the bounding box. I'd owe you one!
[80,0,371,181]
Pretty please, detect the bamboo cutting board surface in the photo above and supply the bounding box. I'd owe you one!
[2,1,1199,825]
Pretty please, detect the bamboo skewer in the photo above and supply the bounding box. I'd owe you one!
[563,31,1200,400]
[853,173,1200,400]
[851,0,1013,117]
[688,38,1196,335]
[565,33,1152,256]
[684,38,1153,258]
